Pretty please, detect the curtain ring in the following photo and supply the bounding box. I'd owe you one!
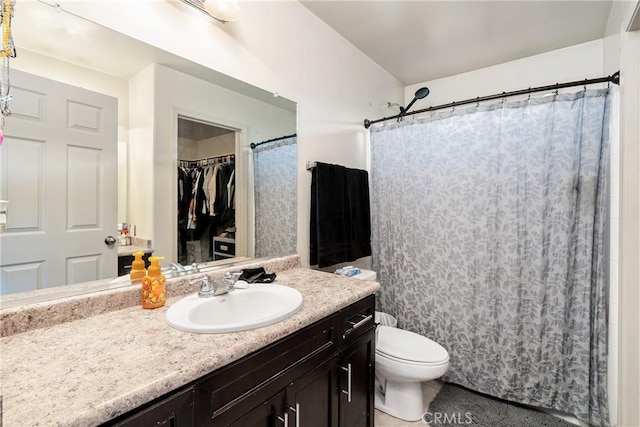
[476,97,480,108]
[554,85,559,95]
[527,89,531,101]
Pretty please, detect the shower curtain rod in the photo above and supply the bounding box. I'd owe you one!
[363,71,620,129]
[250,133,297,149]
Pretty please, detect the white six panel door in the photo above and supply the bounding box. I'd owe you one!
[0,69,118,294]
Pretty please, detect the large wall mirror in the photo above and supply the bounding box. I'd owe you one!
[0,1,297,302]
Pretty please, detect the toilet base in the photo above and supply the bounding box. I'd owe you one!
[374,379,425,422]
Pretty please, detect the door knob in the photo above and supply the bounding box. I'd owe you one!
[104,235,117,245]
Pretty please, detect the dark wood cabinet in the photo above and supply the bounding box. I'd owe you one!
[101,295,375,427]
[226,391,286,427]
[337,294,376,427]
[285,356,339,427]
[196,312,340,426]
[111,386,194,427]
[338,330,376,427]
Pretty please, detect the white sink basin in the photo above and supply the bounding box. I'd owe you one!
[165,284,303,333]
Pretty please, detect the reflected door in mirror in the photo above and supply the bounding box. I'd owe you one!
[0,70,118,294]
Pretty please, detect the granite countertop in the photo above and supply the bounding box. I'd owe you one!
[116,237,153,257]
[116,245,154,257]
[0,266,380,426]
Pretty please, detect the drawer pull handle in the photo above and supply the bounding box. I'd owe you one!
[220,244,228,251]
[343,314,373,338]
[289,403,300,426]
[276,412,289,427]
[340,363,352,402]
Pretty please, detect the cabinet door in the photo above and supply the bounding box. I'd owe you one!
[227,391,287,427]
[338,328,375,427]
[285,356,339,427]
[111,386,194,427]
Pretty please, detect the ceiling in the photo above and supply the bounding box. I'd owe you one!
[16,1,614,92]
[301,1,614,85]
[178,117,235,141]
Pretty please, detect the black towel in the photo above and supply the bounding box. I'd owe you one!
[310,162,372,268]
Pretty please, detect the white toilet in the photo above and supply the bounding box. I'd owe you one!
[352,269,450,422]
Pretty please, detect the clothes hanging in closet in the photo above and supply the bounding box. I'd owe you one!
[177,159,235,263]
[178,162,235,224]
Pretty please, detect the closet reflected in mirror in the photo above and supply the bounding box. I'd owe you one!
[177,118,237,265]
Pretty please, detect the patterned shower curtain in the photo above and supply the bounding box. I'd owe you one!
[253,138,297,258]
[370,89,611,426]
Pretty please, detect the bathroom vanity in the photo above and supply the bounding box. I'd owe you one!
[0,256,379,426]
[105,295,375,426]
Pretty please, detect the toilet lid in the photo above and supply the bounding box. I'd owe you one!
[377,326,449,364]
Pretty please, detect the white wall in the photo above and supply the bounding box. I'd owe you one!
[128,65,156,240]
[198,134,235,159]
[178,137,199,161]
[58,0,405,268]
[405,39,604,107]
[616,29,640,427]
[604,1,640,425]
[177,135,235,160]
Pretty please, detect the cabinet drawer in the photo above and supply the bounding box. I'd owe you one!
[196,313,340,426]
[213,239,235,255]
[107,386,194,427]
[214,252,235,261]
[340,294,375,345]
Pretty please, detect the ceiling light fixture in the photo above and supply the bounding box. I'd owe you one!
[203,0,242,23]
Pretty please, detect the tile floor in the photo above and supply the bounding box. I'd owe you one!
[374,380,443,427]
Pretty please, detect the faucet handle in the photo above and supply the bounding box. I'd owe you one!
[190,276,213,296]
[224,271,243,283]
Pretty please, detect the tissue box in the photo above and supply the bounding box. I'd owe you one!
[334,266,361,277]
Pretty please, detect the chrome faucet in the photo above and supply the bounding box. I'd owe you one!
[190,272,242,297]
[170,262,187,274]
[171,262,200,276]
[212,272,242,296]
[190,276,215,297]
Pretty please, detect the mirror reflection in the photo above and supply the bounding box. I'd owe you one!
[177,118,237,266]
[0,1,297,298]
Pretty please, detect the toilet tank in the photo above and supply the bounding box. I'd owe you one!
[351,270,397,327]
[352,269,377,281]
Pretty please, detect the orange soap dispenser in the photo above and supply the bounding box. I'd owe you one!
[130,251,146,284]
[141,256,166,309]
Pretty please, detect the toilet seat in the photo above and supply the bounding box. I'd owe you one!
[376,325,448,364]
[377,350,449,367]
